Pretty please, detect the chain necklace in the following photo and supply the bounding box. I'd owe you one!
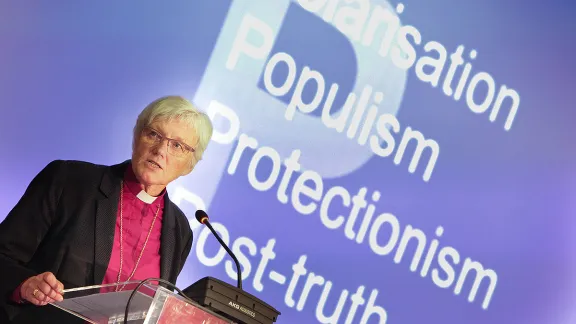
[115,180,160,291]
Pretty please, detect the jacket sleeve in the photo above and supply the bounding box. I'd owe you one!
[0,160,66,317]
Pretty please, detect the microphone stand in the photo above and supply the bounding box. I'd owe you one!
[203,221,243,290]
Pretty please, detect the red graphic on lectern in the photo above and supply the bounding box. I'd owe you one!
[157,295,230,324]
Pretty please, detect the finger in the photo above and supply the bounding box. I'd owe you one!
[41,273,64,301]
[38,298,54,305]
[38,283,59,302]
[29,280,54,303]
[49,292,62,302]
[38,281,53,298]
[46,273,64,299]
[43,272,62,291]
[27,286,45,305]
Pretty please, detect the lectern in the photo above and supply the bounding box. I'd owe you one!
[49,281,233,323]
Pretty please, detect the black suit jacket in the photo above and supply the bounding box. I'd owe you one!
[0,160,193,323]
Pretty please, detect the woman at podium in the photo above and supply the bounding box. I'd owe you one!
[0,96,214,323]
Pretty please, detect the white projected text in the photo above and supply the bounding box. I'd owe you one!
[226,131,497,310]
[227,13,440,183]
[193,228,388,324]
[297,0,520,131]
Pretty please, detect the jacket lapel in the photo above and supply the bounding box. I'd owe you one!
[93,161,127,285]
[160,198,177,283]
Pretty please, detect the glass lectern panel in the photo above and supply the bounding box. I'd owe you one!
[49,281,233,324]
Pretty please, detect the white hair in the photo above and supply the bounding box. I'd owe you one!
[133,95,213,164]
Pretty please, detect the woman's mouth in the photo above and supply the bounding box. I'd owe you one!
[146,160,162,169]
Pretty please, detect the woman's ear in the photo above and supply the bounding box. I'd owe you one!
[182,159,196,176]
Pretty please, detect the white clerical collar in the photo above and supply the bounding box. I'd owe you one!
[136,190,158,204]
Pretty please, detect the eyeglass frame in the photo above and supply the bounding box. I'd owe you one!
[140,126,196,157]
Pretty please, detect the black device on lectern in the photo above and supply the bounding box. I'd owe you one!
[182,210,281,324]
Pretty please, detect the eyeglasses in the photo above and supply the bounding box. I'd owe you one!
[140,127,195,157]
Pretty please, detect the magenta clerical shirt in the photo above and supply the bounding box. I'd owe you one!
[100,165,165,290]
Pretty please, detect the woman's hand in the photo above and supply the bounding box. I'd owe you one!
[20,272,64,306]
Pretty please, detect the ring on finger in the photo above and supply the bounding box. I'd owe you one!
[33,288,39,298]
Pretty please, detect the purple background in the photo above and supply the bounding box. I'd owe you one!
[1,1,575,323]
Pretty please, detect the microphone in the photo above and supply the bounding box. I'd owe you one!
[186,210,281,323]
[195,210,243,290]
